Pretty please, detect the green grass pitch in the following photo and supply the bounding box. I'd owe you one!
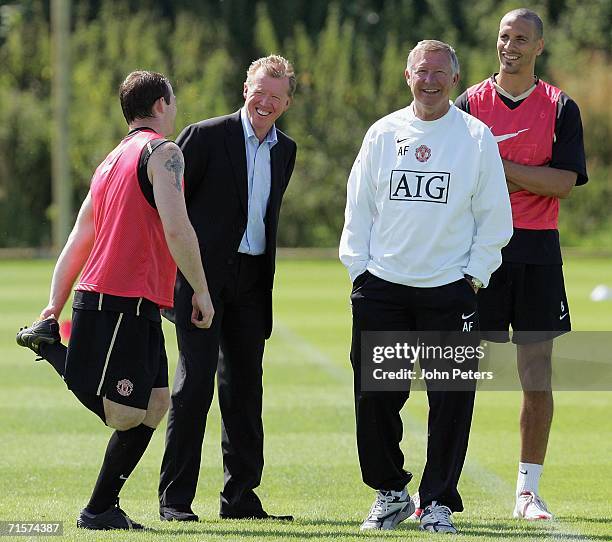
[1,257,611,541]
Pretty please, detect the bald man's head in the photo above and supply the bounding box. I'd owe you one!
[501,8,543,39]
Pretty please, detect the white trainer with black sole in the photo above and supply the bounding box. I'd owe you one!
[513,491,553,520]
[360,488,415,530]
[419,501,457,534]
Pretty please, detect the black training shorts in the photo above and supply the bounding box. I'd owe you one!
[63,291,169,409]
[478,262,571,345]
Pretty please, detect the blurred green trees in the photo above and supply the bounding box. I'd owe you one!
[0,0,609,248]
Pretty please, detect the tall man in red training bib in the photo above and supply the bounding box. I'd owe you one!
[455,8,588,520]
[16,71,214,530]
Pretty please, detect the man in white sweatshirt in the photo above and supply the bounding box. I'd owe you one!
[339,40,513,534]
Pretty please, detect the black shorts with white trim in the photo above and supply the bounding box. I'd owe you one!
[63,291,168,409]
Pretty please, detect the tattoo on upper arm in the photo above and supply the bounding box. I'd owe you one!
[164,153,184,192]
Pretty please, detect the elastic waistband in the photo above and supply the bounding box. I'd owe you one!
[73,291,161,322]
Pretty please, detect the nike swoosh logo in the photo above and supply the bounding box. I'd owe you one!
[560,313,568,320]
[119,475,129,480]
[519,470,528,475]
[494,128,529,142]
[396,138,410,144]
[461,311,476,320]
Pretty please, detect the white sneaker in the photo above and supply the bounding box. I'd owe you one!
[360,488,415,530]
[513,491,554,520]
[420,501,457,534]
[409,491,422,520]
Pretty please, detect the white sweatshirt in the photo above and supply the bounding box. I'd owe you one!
[339,103,512,288]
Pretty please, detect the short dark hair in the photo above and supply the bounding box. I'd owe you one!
[119,71,172,124]
[502,8,544,39]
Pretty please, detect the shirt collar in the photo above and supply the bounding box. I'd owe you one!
[491,73,539,102]
[127,126,157,136]
[240,106,278,146]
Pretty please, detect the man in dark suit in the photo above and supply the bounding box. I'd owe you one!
[159,55,297,522]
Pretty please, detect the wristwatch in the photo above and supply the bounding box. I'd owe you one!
[464,274,483,292]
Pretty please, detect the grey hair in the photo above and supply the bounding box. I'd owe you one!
[246,54,296,97]
[406,40,460,76]
[501,8,544,39]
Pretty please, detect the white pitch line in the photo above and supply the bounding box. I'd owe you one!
[401,415,593,541]
[273,319,596,541]
[273,320,350,382]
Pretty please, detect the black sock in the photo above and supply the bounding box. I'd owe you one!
[38,342,67,377]
[86,424,155,514]
[38,343,106,422]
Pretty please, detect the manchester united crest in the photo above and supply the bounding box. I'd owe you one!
[116,379,134,397]
[415,145,431,163]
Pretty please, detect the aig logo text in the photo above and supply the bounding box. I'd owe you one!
[389,170,451,204]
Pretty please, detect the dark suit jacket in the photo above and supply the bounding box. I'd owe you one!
[173,110,297,338]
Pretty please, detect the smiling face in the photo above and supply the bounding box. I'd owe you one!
[497,15,544,76]
[243,68,292,141]
[405,49,459,121]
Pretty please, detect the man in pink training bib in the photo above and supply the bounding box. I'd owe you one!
[17,71,214,530]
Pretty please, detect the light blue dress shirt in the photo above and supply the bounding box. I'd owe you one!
[238,107,278,255]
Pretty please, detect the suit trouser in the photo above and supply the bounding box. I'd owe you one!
[350,271,478,512]
[159,254,268,516]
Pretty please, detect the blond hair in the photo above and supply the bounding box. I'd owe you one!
[246,54,296,97]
